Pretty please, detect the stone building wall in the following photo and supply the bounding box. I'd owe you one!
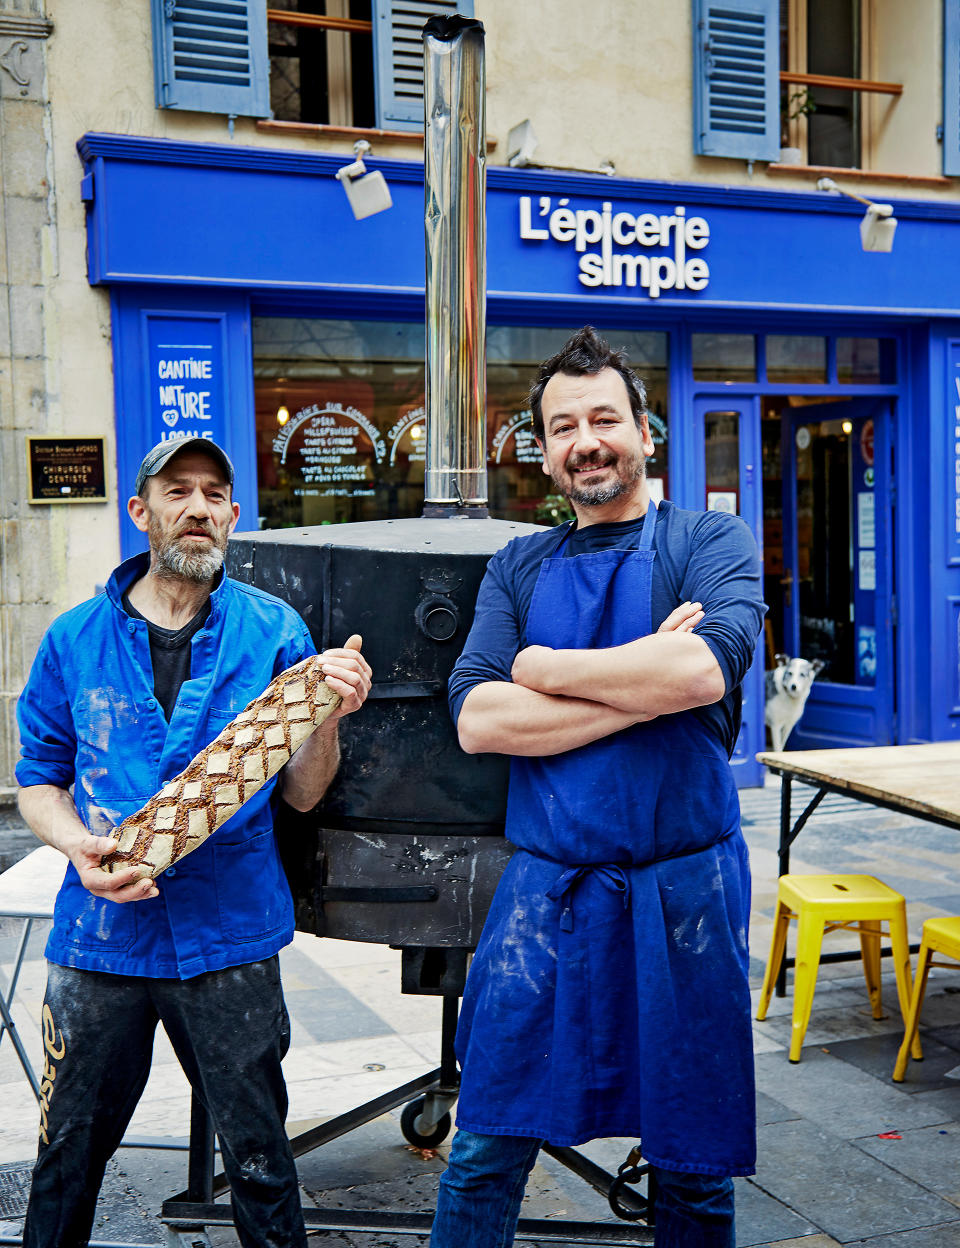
[0,0,55,792]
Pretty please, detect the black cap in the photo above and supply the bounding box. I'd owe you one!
[134,437,235,496]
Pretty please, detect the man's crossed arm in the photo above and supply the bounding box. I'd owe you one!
[457,602,724,757]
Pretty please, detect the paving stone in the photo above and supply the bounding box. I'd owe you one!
[756,1004,905,1054]
[749,1238,839,1248]
[818,1030,960,1094]
[854,1122,960,1206]
[734,1175,819,1246]
[754,1049,948,1138]
[293,1113,447,1192]
[756,1091,801,1127]
[845,1225,960,1247]
[0,1156,164,1244]
[909,1085,960,1121]
[752,1119,959,1242]
[283,948,395,1044]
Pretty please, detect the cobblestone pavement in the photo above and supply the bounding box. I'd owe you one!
[1,779,959,1247]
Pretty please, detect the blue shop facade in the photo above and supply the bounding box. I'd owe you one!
[79,132,960,786]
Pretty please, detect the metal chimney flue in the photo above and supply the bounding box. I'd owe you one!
[422,15,488,517]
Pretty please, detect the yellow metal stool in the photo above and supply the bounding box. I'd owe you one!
[892,915,960,1082]
[756,874,923,1064]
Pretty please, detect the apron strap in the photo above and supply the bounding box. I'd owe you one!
[546,864,631,932]
[638,498,658,551]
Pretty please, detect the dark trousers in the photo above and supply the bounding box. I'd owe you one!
[24,958,307,1248]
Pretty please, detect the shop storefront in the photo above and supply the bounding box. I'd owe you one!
[81,132,960,785]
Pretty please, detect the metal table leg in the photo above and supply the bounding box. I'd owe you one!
[0,917,41,1099]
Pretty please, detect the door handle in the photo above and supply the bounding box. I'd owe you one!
[780,569,793,608]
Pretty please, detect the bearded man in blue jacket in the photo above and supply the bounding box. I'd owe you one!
[16,436,371,1248]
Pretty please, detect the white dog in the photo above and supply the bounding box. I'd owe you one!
[764,653,825,751]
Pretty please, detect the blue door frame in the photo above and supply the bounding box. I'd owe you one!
[691,394,765,788]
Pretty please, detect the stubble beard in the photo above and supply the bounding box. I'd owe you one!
[554,450,646,507]
[148,514,228,583]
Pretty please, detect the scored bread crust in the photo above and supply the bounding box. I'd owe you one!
[101,655,341,879]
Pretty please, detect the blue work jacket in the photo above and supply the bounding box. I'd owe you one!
[16,554,316,979]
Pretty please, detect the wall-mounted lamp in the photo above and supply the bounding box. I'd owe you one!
[507,119,539,168]
[505,117,616,176]
[336,139,393,220]
[816,176,897,252]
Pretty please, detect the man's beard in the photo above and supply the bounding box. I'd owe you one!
[148,514,228,583]
[553,449,646,507]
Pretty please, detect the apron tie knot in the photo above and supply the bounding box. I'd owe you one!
[546,864,631,932]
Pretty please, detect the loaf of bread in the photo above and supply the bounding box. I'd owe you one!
[102,655,341,878]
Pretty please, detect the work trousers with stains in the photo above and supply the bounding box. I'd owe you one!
[430,1129,735,1248]
[23,957,307,1248]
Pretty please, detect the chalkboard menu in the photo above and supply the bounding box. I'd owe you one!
[27,437,107,503]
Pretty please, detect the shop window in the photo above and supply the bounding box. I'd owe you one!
[151,0,470,130]
[836,337,896,384]
[766,335,826,384]
[252,319,668,528]
[692,333,756,383]
[487,328,669,518]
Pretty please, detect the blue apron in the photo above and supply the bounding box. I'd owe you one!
[454,503,756,1176]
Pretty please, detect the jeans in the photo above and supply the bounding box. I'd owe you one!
[431,1129,735,1248]
[23,958,307,1248]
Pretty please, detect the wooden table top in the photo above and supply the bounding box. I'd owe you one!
[756,742,960,828]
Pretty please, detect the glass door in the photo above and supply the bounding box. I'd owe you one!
[693,396,764,787]
[777,398,895,747]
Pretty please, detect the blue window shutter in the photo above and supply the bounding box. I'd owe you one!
[372,0,474,132]
[945,0,960,175]
[151,0,269,117]
[693,0,780,160]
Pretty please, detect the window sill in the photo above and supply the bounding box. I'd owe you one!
[257,119,424,143]
[256,119,499,151]
[766,161,951,188]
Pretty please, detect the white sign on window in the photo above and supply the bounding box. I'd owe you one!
[857,491,876,549]
[858,549,876,591]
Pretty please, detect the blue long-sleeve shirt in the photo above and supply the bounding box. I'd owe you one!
[448,500,766,756]
[17,553,315,979]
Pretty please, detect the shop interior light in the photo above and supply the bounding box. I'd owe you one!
[842,419,853,434]
[410,424,423,440]
[335,139,393,220]
[816,177,897,253]
[276,404,290,426]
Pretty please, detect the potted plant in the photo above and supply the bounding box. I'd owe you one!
[779,87,816,163]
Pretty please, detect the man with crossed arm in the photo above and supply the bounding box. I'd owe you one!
[432,327,766,1248]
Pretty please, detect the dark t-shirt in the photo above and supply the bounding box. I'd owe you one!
[448,499,767,756]
[122,594,211,721]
